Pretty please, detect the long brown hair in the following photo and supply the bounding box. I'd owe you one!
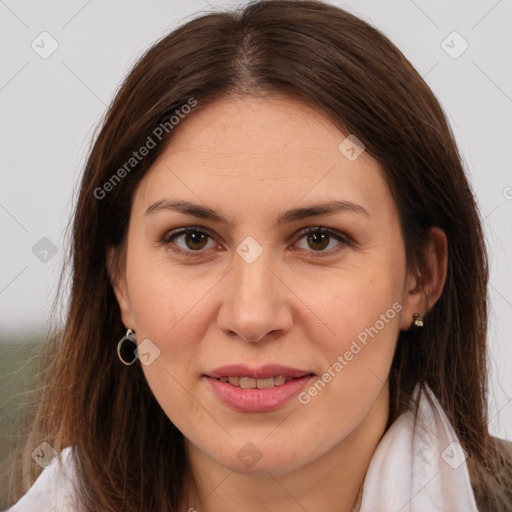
[8,1,512,510]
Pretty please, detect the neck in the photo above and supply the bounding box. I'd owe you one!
[181,384,389,512]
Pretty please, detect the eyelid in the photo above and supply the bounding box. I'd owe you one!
[293,226,351,246]
[160,226,220,258]
[160,225,352,258]
[290,227,352,257]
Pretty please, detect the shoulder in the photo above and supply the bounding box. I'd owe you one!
[493,436,512,455]
[466,436,512,512]
[6,446,83,512]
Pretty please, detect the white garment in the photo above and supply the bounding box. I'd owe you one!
[6,384,479,512]
[6,444,82,512]
[359,384,479,511]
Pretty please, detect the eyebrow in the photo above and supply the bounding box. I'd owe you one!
[145,199,370,227]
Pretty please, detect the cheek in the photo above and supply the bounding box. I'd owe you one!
[305,257,404,352]
[125,242,209,346]
[124,253,211,433]
[297,253,405,411]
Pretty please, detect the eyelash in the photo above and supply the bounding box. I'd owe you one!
[160,226,352,259]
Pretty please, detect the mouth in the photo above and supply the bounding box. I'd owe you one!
[204,364,315,412]
[213,375,307,389]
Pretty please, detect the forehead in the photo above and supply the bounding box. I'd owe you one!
[161,95,362,170]
[133,95,395,223]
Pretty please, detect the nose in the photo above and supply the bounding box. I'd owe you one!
[216,247,293,343]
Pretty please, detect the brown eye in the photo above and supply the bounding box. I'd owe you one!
[294,227,350,254]
[307,231,330,251]
[161,227,217,257]
[183,231,209,250]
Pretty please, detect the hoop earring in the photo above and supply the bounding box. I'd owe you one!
[117,329,137,365]
[413,313,424,328]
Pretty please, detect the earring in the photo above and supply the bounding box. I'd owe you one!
[117,328,137,365]
[413,313,424,327]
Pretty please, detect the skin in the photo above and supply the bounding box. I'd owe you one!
[109,95,447,512]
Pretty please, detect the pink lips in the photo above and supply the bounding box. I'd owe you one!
[204,364,314,412]
[207,364,311,380]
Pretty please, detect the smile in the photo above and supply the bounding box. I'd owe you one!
[204,365,315,412]
[215,375,299,388]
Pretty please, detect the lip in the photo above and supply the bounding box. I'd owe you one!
[204,364,314,412]
[206,364,312,380]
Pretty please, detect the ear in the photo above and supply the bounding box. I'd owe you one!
[400,227,448,330]
[107,245,136,330]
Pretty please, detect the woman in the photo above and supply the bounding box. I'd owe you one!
[6,1,512,511]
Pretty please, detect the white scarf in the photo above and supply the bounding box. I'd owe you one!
[7,384,479,511]
[359,383,479,511]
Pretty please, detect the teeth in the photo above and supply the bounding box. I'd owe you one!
[218,376,292,388]
[256,377,275,389]
[239,377,257,389]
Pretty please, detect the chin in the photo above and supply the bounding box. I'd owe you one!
[224,452,303,476]
[204,437,314,476]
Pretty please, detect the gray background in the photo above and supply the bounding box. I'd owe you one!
[1,0,511,440]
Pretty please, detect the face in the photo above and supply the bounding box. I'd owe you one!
[111,95,422,476]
